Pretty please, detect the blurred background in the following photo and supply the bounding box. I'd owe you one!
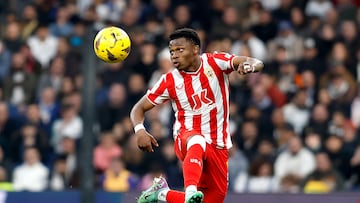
[1,0,360,202]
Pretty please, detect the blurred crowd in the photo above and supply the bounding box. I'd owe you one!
[0,0,360,194]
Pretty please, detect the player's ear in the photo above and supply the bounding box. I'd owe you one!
[193,45,200,55]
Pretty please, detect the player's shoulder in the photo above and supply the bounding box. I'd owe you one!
[202,52,234,61]
[159,69,180,82]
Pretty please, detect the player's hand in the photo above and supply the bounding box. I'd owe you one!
[136,130,159,153]
[237,62,254,75]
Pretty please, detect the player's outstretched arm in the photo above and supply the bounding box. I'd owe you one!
[232,56,264,75]
[130,95,159,152]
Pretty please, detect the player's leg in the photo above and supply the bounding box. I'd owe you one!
[137,134,206,203]
[166,133,206,203]
[137,176,170,203]
[183,135,206,202]
[136,175,186,203]
[198,145,228,203]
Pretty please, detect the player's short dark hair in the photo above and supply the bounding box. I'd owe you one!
[169,28,201,47]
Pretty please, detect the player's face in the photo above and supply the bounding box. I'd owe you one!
[169,38,199,71]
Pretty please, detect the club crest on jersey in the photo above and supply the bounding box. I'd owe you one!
[204,66,214,78]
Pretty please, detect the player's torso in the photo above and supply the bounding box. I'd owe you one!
[171,65,220,115]
[169,55,230,147]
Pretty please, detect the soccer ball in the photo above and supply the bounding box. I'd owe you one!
[93,26,131,63]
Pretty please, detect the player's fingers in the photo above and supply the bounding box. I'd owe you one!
[146,145,154,152]
[151,136,159,147]
[237,68,244,75]
[139,145,152,152]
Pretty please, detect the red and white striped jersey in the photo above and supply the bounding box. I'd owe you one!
[147,52,236,149]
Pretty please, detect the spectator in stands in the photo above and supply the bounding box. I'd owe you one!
[0,166,14,192]
[101,157,138,192]
[36,56,66,97]
[251,9,277,44]
[236,120,261,161]
[305,0,334,20]
[141,0,171,23]
[100,62,131,88]
[244,105,272,137]
[271,0,294,22]
[275,136,316,189]
[97,83,129,131]
[259,72,287,108]
[248,83,274,119]
[0,102,20,158]
[211,6,241,41]
[50,136,79,190]
[228,141,248,192]
[323,64,356,115]
[27,24,58,69]
[173,4,193,29]
[0,165,13,191]
[276,61,298,97]
[289,7,307,36]
[297,37,326,76]
[269,108,293,150]
[351,86,360,128]
[231,28,267,61]
[111,121,128,146]
[122,134,145,176]
[51,103,82,153]
[234,157,278,193]
[49,155,70,191]
[256,138,278,161]
[55,37,81,77]
[49,6,73,38]
[302,152,344,193]
[0,146,12,182]
[336,0,357,21]
[3,52,37,107]
[12,147,49,191]
[56,77,75,102]
[63,91,82,116]
[20,4,39,40]
[304,103,330,140]
[132,42,158,84]
[10,122,49,164]
[283,88,311,135]
[341,121,359,180]
[61,136,77,177]
[148,47,173,88]
[37,87,59,130]
[328,111,348,137]
[160,138,183,189]
[268,20,304,61]
[350,145,360,189]
[303,131,322,153]
[339,21,359,73]
[300,70,317,107]
[49,143,79,192]
[0,40,11,80]
[3,21,24,54]
[127,73,147,108]
[18,44,42,78]
[94,132,122,172]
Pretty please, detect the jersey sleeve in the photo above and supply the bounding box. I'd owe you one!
[211,52,236,72]
[146,74,170,105]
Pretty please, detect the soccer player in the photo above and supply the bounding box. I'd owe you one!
[130,28,264,203]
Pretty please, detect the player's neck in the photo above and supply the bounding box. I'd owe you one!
[184,56,201,73]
